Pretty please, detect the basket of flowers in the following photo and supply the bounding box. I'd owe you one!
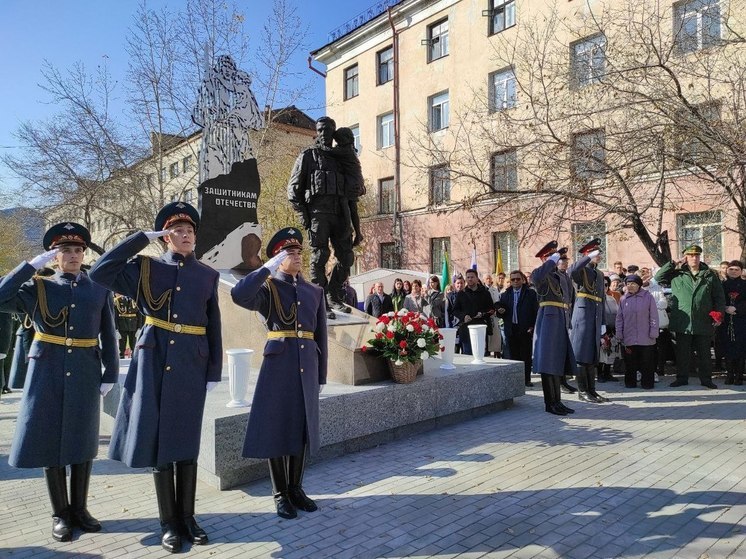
[361,310,443,383]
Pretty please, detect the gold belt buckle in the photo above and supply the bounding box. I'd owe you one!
[173,324,183,333]
[65,338,73,347]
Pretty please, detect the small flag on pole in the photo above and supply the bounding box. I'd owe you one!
[496,242,504,275]
[441,247,450,289]
[470,246,477,271]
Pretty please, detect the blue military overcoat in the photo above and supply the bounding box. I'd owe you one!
[231,268,327,459]
[89,232,223,468]
[0,263,118,468]
[569,256,606,365]
[9,321,32,389]
[532,259,577,376]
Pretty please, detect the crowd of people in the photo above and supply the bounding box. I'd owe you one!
[356,242,742,413]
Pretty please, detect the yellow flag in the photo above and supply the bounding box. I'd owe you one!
[496,247,504,274]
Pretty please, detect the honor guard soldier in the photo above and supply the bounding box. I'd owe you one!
[531,241,577,415]
[89,202,223,553]
[114,293,139,358]
[569,239,610,403]
[0,222,119,542]
[231,227,328,519]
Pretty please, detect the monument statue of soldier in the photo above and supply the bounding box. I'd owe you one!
[287,116,360,319]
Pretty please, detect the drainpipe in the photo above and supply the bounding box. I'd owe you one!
[387,8,403,266]
[307,56,327,78]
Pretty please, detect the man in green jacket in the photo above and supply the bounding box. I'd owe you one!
[655,245,726,388]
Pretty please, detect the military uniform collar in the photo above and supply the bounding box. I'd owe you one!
[162,251,195,265]
[55,270,85,283]
[276,270,299,284]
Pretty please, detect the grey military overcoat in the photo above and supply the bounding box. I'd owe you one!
[231,268,327,458]
[0,263,118,468]
[569,255,606,365]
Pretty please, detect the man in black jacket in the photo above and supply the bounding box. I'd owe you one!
[364,282,394,318]
[453,269,495,356]
[498,271,539,386]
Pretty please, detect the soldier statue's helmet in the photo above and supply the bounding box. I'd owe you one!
[154,201,200,232]
[43,222,91,250]
[266,227,303,257]
[682,244,703,256]
[578,238,602,255]
[535,240,558,259]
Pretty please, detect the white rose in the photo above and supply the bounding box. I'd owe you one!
[406,324,414,332]
[388,324,397,332]
[387,312,395,317]
[374,322,385,332]
[398,309,408,317]
[416,338,426,348]
[421,352,429,360]
[395,359,403,366]
[422,325,429,332]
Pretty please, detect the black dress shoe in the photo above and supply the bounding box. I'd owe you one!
[701,381,717,389]
[288,487,318,512]
[2,387,12,394]
[589,391,610,403]
[557,402,575,414]
[52,513,73,542]
[560,382,578,394]
[670,380,689,387]
[274,494,298,519]
[545,403,568,416]
[161,521,183,553]
[525,382,534,388]
[182,516,208,545]
[578,391,596,403]
[71,508,101,532]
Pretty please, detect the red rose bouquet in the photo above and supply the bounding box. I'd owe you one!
[362,310,443,365]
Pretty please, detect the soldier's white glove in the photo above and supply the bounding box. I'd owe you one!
[29,249,59,270]
[263,250,289,274]
[144,230,171,241]
[601,325,607,335]
[100,383,115,396]
[587,250,601,259]
[206,381,219,392]
[319,384,326,394]
[0,353,6,360]
[549,253,561,263]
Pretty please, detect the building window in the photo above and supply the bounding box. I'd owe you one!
[379,177,395,214]
[169,161,180,179]
[378,112,395,149]
[350,124,361,153]
[429,91,449,132]
[344,64,359,100]
[182,155,193,173]
[489,0,516,36]
[427,19,449,62]
[160,168,167,182]
[572,222,608,269]
[493,231,519,273]
[677,210,722,261]
[572,129,606,180]
[377,46,394,85]
[381,242,399,269]
[571,34,606,88]
[430,165,451,205]
[491,150,518,191]
[674,0,721,53]
[431,237,451,275]
[490,67,517,111]
[675,101,720,165]
[185,188,195,204]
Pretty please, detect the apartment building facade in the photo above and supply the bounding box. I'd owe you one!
[313,0,744,276]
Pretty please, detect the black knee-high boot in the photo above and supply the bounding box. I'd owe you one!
[554,375,575,414]
[288,446,318,512]
[268,457,297,519]
[542,374,567,415]
[176,461,207,545]
[577,365,595,402]
[588,365,610,402]
[44,466,72,542]
[153,465,182,553]
[560,375,577,394]
[70,461,101,532]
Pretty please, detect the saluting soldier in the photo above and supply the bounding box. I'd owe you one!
[569,239,610,404]
[114,293,139,358]
[0,222,118,542]
[89,202,222,553]
[532,241,577,416]
[231,227,327,520]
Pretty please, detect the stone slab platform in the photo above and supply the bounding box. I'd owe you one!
[103,355,524,489]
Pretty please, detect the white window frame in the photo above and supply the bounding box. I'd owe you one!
[493,231,519,273]
[490,67,517,111]
[676,210,723,261]
[378,112,395,149]
[344,64,359,100]
[571,34,606,88]
[430,165,451,205]
[379,177,395,214]
[429,91,450,132]
[349,124,361,153]
[489,0,516,36]
[674,0,721,53]
[491,150,518,191]
[428,19,449,62]
[572,129,606,180]
[377,46,394,85]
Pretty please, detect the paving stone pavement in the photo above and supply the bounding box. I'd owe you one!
[1,373,746,559]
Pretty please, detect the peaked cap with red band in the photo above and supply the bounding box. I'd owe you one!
[154,201,200,232]
[578,238,602,255]
[266,227,303,257]
[43,222,91,250]
[535,240,558,259]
